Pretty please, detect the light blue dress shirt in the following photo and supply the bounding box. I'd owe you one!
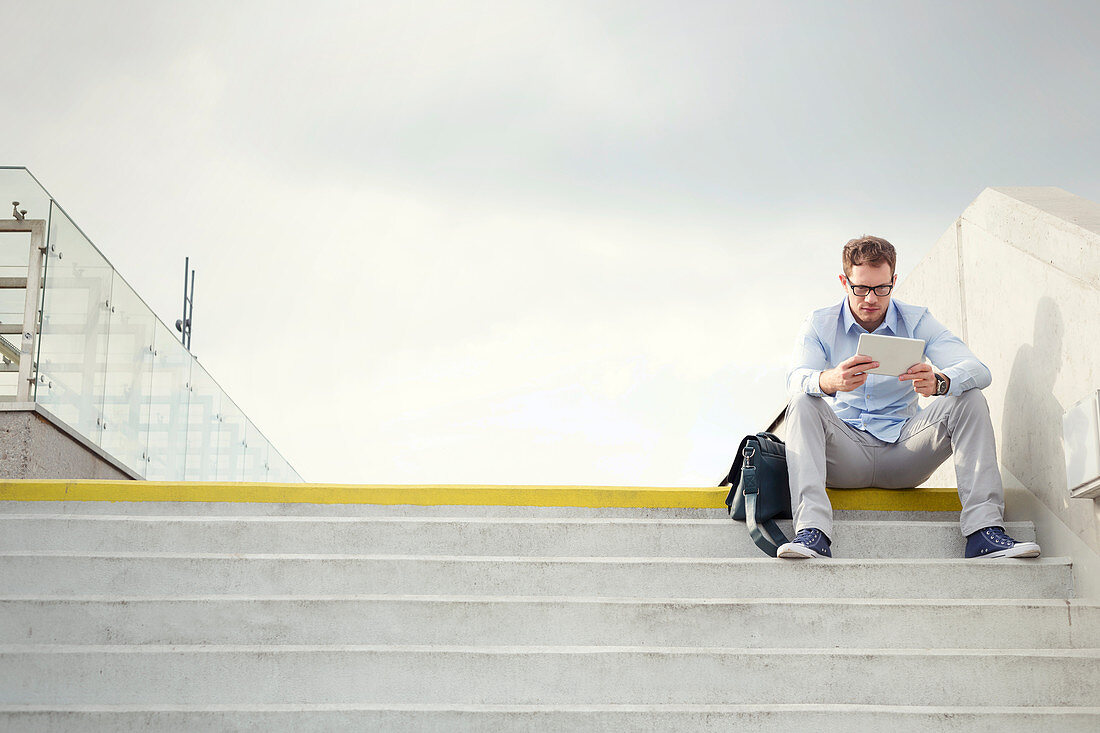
[787,297,992,443]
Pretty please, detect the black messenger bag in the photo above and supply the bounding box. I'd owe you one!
[720,432,793,557]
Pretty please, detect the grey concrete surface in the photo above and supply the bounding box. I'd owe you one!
[901,186,1100,595]
[0,500,1094,729]
[0,408,133,480]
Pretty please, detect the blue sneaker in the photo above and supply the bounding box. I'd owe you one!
[965,526,1041,559]
[777,528,832,559]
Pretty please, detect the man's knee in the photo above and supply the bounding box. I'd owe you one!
[956,388,990,415]
[788,392,821,411]
[786,392,830,425]
[947,389,996,438]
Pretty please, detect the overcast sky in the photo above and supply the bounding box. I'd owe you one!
[2,0,1098,485]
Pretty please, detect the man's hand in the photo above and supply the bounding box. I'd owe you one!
[819,355,878,395]
[899,363,942,396]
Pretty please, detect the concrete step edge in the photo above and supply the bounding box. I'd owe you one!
[2,594,1092,606]
[0,551,1070,564]
[5,644,1099,656]
[6,705,1099,733]
[2,704,1099,713]
[0,515,1024,528]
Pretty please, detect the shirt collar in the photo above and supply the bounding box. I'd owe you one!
[841,298,898,335]
[883,300,898,334]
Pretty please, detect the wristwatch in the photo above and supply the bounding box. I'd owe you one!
[934,373,949,396]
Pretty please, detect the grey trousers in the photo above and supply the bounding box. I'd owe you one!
[785,389,1005,539]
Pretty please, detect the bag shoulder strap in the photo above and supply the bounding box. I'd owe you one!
[741,448,789,557]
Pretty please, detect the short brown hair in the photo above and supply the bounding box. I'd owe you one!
[842,235,896,277]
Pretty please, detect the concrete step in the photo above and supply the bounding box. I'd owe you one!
[3,596,1097,648]
[2,705,1099,733]
[2,645,1098,706]
[0,553,1074,599]
[0,515,1034,558]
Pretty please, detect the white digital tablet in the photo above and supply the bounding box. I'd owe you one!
[855,334,927,377]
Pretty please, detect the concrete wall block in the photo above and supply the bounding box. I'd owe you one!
[904,186,1100,561]
[967,188,1100,291]
[958,220,1100,552]
[899,221,965,337]
[0,412,130,481]
[904,222,968,493]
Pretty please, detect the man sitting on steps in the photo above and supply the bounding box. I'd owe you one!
[776,235,1041,560]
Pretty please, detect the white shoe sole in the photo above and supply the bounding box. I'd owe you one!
[776,542,830,559]
[973,541,1041,559]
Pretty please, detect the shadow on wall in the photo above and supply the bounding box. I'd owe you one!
[1001,297,1065,497]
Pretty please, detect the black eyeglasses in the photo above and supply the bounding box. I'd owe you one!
[848,282,894,297]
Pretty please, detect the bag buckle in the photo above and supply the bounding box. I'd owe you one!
[742,446,755,467]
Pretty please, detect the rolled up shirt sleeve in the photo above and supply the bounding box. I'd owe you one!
[918,314,992,396]
[787,316,828,397]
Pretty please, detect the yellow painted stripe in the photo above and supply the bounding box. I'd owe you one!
[825,486,961,512]
[0,480,960,511]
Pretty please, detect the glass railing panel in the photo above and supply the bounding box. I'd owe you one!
[0,231,31,280]
[216,396,247,481]
[145,321,191,481]
[265,449,289,483]
[99,276,157,476]
[0,168,53,226]
[1,168,302,482]
[184,362,222,481]
[266,443,300,483]
[241,419,270,482]
[36,202,114,444]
